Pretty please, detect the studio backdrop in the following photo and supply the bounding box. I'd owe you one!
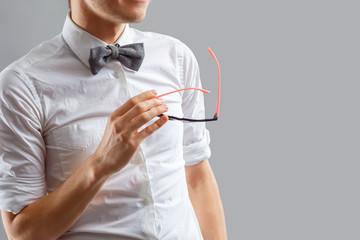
[1,0,360,239]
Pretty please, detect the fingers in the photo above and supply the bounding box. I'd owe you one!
[110,90,158,119]
[126,103,168,133]
[109,90,168,141]
[136,115,168,141]
[121,97,164,123]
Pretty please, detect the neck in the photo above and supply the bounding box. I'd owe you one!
[70,6,125,44]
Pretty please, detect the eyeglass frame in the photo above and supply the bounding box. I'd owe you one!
[157,48,221,122]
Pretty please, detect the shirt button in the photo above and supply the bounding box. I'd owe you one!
[113,72,120,78]
[143,197,151,206]
[135,154,143,164]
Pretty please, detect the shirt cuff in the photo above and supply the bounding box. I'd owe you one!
[183,129,211,166]
[0,176,46,214]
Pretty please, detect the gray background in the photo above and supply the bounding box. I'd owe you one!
[0,0,359,239]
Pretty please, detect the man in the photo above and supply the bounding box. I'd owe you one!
[0,0,227,239]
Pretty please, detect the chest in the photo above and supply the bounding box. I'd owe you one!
[36,60,184,179]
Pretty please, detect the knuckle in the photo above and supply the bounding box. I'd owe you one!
[153,121,163,131]
[112,123,120,134]
[156,105,167,114]
[138,112,149,123]
[155,119,163,128]
[156,106,164,113]
[153,98,162,106]
[144,127,153,136]
[109,113,116,123]
[128,97,138,106]
[145,122,161,136]
[111,118,124,134]
[135,102,146,112]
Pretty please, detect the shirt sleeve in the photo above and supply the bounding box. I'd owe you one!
[179,44,211,166]
[0,69,46,214]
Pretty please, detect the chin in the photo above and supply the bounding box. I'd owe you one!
[116,9,147,23]
[130,13,147,23]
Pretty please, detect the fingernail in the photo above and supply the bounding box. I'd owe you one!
[151,90,157,96]
[163,105,168,111]
[157,99,164,104]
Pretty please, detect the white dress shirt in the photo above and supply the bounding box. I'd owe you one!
[0,14,211,240]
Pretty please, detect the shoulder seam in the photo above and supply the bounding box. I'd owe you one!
[7,35,64,73]
[2,69,44,129]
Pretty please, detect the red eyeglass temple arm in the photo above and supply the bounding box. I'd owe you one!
[156,88,210,99]
[208,47,221,118]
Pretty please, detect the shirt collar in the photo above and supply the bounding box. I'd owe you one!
[61,13,132,69]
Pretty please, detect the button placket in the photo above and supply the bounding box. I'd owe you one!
[112,64,158,238]
[113,66,131,101]
[137,147,159,238]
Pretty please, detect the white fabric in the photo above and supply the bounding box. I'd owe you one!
[0,13,211,239]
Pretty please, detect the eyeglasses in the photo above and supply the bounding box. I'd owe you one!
[157,48,221,122]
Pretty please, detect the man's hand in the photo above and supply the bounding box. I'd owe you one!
[92,90,168,177]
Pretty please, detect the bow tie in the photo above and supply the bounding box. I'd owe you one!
[88,43,145,75]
